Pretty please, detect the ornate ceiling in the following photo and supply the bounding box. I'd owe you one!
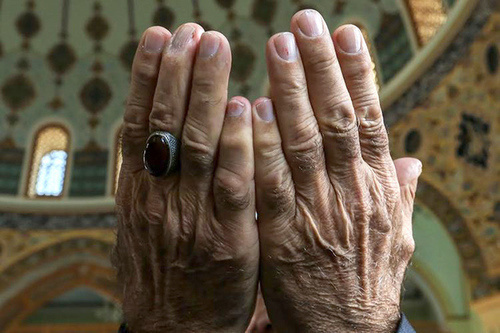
[390,8,500,298]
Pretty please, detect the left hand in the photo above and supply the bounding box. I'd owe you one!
[252,10,421,332]
[113,25,259,333]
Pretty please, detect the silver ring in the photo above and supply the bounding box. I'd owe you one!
[143,131,180,177]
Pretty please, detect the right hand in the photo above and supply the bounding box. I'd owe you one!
[252,10,421,332]
[113,24,259,333]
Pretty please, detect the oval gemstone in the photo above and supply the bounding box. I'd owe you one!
[144,135,170,176]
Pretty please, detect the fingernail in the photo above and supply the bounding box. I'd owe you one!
[255,99,274,122]
[227,100,245,117]
[143,30,166,53]
[336,25,362,54]
[199,32,220,58]
[274,32,297,61]
[297,10,323,37]
[171,25,195,50]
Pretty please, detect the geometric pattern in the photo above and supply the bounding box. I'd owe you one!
[1,74,36,111]
[389,10,500,298]
[79,77,112,114]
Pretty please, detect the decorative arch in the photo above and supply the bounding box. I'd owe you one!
[403,0,448,46]
[25,124,71,198]
[0,263,120,333]
[410,203,469,317]
[415,179,490,298]
[0,236,118,332]
[0,231,114,276]
[403,202,486,331]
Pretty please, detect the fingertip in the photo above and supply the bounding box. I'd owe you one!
[226,96,251,119]
[197,30,232,66]
[394,157,422,187]
[173,22,205,36]
[252,97,275,123]
[333,24,364,55]
[231,96,251,109]
[140,26,171,54]
[291,9,326,38]
[143,25,172,38]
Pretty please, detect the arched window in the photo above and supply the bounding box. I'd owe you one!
[27,125,70,198]
[113,127,123,195]
[354,24,382,91]
[404,0,447,46]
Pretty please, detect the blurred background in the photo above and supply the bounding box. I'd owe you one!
[0,0,498,332]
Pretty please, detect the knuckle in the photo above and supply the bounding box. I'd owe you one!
[214,168,252,211]
[361,133,390,157]
[319,98,357,133]
[192,77,217,95]
[359,117,390,159]
[220,135,249,156]
[287,129,325,173]
[162,52,182,68]
[359,112,385,134]
[305,52,339,76]
[352,92,380,113]
[275,78,308,99]
[132,61,158,86]
[257,143,285,171]
[182,126,214,178]
[149,100,176,130]
[190,77,225,110]
[261,175,294,214]
[345,56,374,83]
[121,119,147,142]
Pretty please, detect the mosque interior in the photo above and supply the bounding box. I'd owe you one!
[0,0,498,332]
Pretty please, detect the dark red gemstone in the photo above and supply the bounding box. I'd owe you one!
[144,135,170,176]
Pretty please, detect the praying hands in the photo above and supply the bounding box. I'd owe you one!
[113,9,421,333]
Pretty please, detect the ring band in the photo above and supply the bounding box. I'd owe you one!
[143,131,180,177]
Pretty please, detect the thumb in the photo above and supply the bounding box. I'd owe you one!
[394,157,422,213]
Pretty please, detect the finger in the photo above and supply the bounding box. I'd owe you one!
[333,25,393,175]
[393,158,421,270]
[394,157,421,245]
[290,10,362,177]
[122,27,171,172]
[214,97,254,226]
[180,31,232,194]
[394,157,422,207]
[149,23,204,137]
[266,32,329,193]
[252,97,294,220]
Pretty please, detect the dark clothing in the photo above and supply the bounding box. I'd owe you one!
[397,314,416,333]
[119,313,416,332]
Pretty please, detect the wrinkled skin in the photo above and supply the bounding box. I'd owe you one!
[252,11,421,333]
[113,9,421,333]
[113,25,259,333]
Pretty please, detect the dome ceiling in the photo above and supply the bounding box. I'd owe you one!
[0,0,469,153]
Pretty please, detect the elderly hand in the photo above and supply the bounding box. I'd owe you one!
[113,25,258,333]
[252,10,421,333]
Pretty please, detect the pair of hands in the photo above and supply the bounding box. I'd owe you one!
[113,9,421,333]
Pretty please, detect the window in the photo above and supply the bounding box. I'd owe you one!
[355,24,382,91]
[113,127,123,195]
[27,125,70,198]
[405,0,447,46]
